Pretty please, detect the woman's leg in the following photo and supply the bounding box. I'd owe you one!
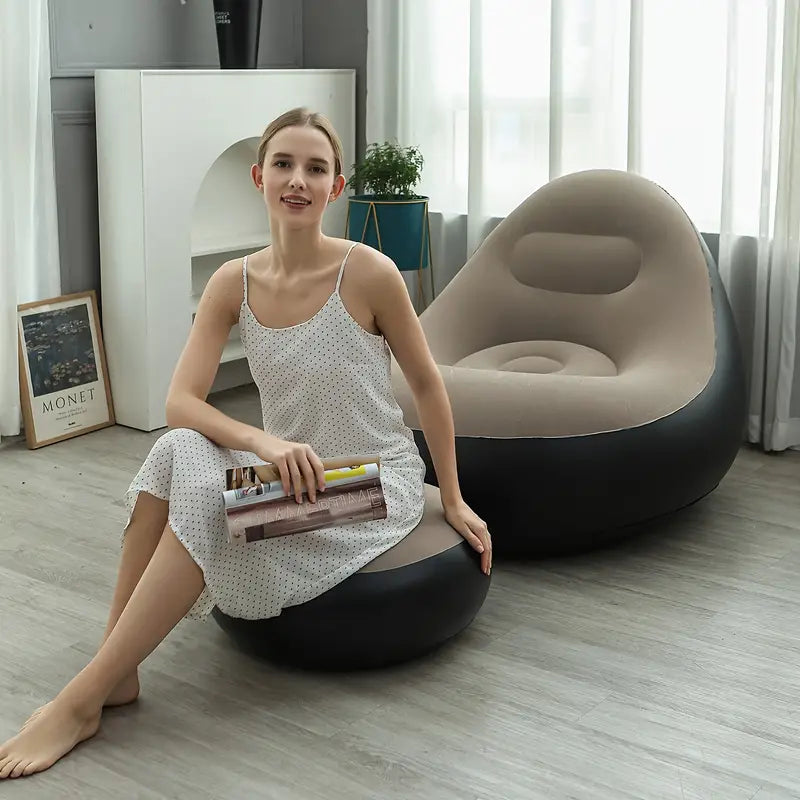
[100,491,169,706]
[0,525,205,780]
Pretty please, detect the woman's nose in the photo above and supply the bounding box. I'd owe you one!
[289,170,306,189]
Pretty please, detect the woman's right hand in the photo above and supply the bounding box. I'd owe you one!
[251,433,327,504]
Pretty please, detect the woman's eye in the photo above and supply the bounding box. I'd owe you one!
[311,166,325,174]
[274,160,289,168]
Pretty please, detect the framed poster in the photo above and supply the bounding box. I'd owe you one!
[17,290,115,449]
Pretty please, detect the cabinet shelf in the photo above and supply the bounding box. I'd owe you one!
[221,339,245,363]
[191,235,270,258]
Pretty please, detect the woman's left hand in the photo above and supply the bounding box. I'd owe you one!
[444,498,492,576]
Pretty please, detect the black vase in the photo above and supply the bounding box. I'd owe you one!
[213,0,263,69]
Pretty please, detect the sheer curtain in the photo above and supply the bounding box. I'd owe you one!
[367,0,800,451]
[0,0,62,442]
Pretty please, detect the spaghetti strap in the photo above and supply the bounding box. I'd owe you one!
[242,255,249,304]
[335,242,360,294]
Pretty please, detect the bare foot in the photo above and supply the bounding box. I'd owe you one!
[0,698,100,779]
[21,706,45,731]
[103,672,140,707]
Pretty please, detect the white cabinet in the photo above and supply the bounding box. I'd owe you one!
[95,69,355,431]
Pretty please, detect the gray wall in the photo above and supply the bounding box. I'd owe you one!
[50,0,303,297]
[301,0,368,165]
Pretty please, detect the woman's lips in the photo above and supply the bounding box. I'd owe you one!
[281,196,311,208]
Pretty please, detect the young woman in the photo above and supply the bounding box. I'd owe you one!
[0,107,492,780]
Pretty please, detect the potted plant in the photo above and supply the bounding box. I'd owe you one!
[345,142,433,299]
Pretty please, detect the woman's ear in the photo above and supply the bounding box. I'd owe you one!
[251,163,264,191]
[329,174,346,202]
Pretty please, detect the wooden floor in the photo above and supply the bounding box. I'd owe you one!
[1,384,799,799]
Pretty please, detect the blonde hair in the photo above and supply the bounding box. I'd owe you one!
[256,107,344,176]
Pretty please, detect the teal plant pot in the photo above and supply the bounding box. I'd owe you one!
[346,195,431,272]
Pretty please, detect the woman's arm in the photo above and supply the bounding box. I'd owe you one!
[165,260,263,452]
[361,250,462,505]
[350,245,491,574]
[403,380,462,505]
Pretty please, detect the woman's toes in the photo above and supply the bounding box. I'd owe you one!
[0,758,20,780]
[10,760,29,779]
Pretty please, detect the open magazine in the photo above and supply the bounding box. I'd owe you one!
[222,454,387,544]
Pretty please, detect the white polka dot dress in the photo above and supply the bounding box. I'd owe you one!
[123,242,426,621]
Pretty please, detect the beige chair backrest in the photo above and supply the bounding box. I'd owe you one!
[396,169,716,437]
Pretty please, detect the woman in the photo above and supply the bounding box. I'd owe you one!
[0,107,492,780]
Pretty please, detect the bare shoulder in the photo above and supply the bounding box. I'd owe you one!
[196,257,246,325]
[210,256,246,291]
[345,241,396,274]
[344,242,405,295]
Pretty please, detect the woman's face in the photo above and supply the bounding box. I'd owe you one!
[252,125,345,229]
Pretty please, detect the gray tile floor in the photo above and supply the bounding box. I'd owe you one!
[1,384,799,799]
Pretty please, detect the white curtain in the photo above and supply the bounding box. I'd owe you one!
[367,0,800,451]
[722,0,800,451]
[0,0,62,442]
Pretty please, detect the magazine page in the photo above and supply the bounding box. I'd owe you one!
[222,462,381,510]
[226,454,381,491]
[225,473,387,543]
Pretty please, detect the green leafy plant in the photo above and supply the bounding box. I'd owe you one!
[347,141,424,199]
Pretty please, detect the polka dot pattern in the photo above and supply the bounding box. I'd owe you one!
[123,243,426,620]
